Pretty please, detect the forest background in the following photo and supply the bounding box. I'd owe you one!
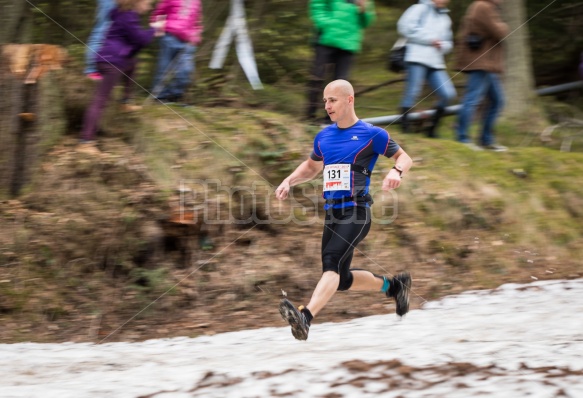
[0,0,582,344]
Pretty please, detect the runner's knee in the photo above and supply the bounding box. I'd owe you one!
[337,271,353,291]
[322,257,353,291]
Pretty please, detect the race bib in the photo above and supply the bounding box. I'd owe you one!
[323,164,351,192]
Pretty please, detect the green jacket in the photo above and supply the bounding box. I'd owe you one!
[310,0,376,53]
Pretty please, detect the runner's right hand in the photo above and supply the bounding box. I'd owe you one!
[275,181,291,200]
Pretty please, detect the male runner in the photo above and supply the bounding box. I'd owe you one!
[275,79,413,341]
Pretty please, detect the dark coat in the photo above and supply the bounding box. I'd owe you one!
[454,0,509,74]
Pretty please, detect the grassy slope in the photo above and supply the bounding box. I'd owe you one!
[1,92,582,343]
[1,3,583,343]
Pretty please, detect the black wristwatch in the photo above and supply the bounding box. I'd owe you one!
[392,165,403,176]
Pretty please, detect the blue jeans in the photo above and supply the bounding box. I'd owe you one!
[401,62,456,109]
[84,0,115,74]
[456,71,505,145]
[152,34,196,100]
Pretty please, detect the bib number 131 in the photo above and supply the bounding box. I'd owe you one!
[323,164,351,191]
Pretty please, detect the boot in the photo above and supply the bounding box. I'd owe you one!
[426,107,445,138]
[121,103,143,113]
[76,141,102,156]
[400,107,413,133]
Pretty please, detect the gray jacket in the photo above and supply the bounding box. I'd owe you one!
[397,0,453,69]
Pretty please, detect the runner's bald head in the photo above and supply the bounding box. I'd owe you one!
[325,79,355,97]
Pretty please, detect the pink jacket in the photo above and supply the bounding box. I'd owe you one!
[150,0,203,45]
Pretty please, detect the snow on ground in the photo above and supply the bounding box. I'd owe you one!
[2,279,583,398]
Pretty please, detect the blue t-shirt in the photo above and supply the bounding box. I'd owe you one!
[310,120,400,209]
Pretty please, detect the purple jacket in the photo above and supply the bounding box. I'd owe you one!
[150,0,203,45]
[97,8,155,68]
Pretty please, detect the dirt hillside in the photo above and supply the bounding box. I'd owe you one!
[1,104,582,344]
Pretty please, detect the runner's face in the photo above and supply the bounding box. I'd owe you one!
[323,87,352,124]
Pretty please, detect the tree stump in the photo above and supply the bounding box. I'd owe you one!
[0,44,68,197]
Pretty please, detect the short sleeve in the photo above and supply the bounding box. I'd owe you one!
[371,128,387,153]
[311,136,323,161]
[383,139,401,158]
[370,126,400,158]
[310,151,322,161]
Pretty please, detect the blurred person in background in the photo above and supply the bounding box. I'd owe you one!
[454,0,509,151]
[276,79,412,341]
[579,52,583,80]
[397,0,456,137]
[85,0,116,80]
[78,0,165,156]
[305,0,376,124]
[150,0,203,105]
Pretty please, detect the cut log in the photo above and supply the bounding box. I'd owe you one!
[2,44,68,82]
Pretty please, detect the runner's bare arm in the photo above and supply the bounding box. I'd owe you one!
[275,158,323,200]
[382,148,412,191]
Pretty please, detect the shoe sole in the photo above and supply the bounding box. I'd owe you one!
[279,299,309,341]
[395,273,412,317]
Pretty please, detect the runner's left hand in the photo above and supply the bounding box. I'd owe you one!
[382,170,401,191]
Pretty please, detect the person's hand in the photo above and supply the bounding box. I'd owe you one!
[150,20,165,30]
[432,40,442,50]
[382,169,402,191]
[275,180,291,200]
[150,17,166,36]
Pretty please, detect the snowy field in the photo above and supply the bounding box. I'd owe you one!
[1,279,583,398]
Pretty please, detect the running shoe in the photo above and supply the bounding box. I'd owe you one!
[86,72,102,81]
[481,144,508,152]
[279,298,310,341]
[386,272,412,317]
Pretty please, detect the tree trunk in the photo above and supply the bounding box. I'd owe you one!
[501,0,536,118]
[0,0,32,45]
[0,2,33,196]
[0,45,68,198]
